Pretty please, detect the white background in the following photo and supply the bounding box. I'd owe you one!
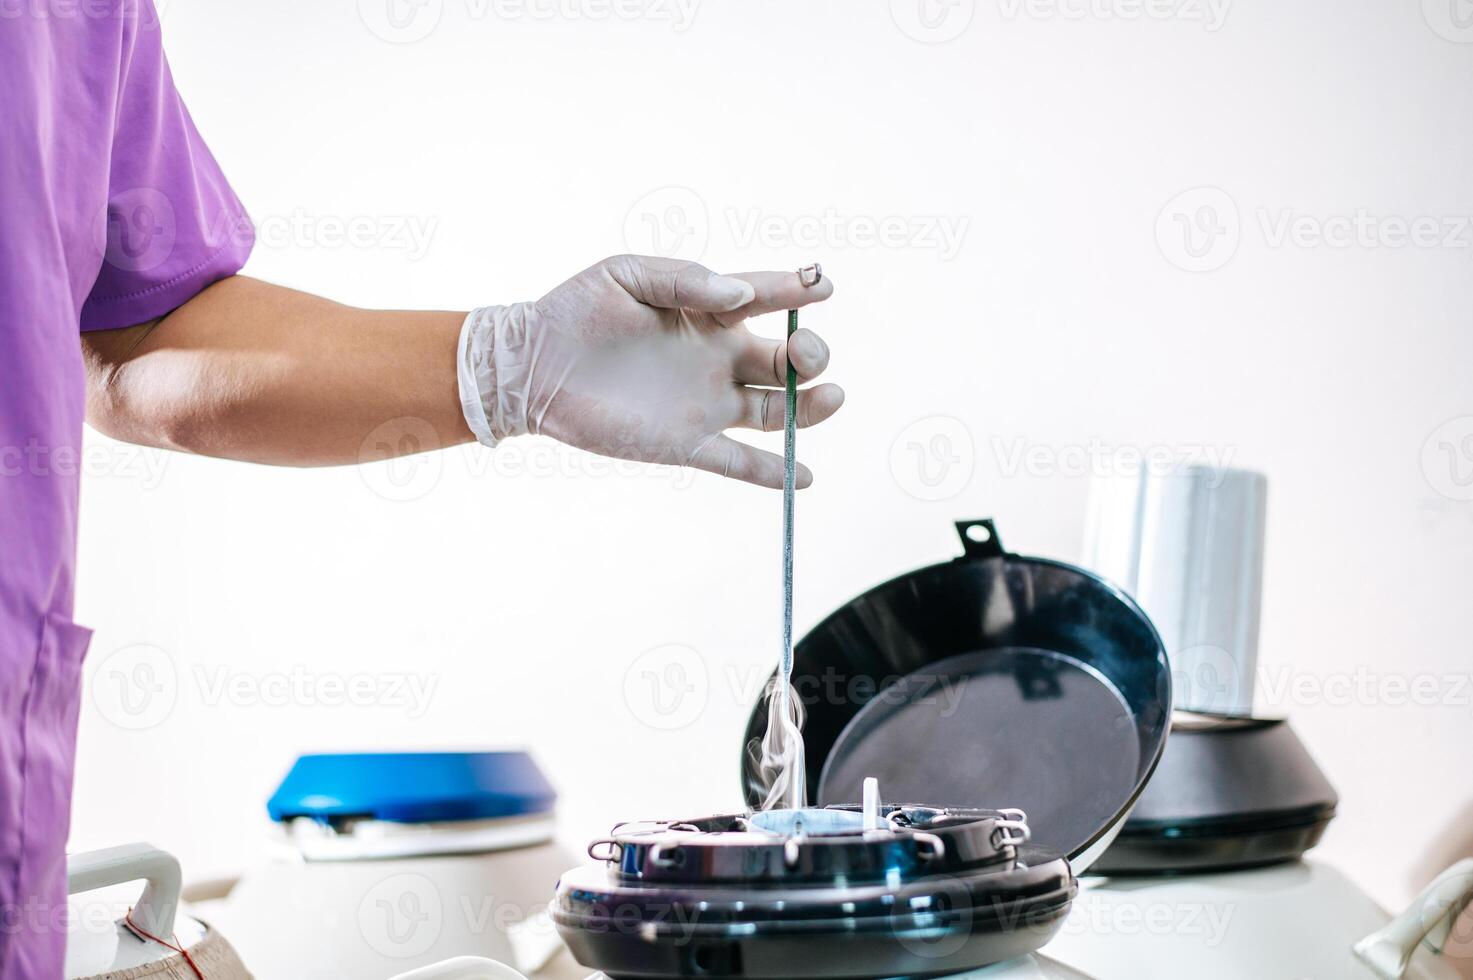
[72,0,1472,947]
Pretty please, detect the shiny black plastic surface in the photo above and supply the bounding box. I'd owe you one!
[554,854,1075,979]
[741,519,1172,864]
[1092,716,1339,874]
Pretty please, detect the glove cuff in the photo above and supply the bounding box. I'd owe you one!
[458,303,535,447]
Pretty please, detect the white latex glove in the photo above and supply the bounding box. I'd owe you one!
[458,254,842,489]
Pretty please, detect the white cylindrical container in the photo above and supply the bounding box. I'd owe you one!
[191,752,584,980]
[1083,465,1267,715]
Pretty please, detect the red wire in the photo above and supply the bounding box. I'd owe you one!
[124,907,206,980]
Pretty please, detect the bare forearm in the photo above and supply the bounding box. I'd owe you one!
[82,276,473,466]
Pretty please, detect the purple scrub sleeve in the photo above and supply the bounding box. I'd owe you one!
[80,3,255,331]
[0,1,252,976]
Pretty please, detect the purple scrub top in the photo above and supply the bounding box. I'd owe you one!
[1,1,251,974]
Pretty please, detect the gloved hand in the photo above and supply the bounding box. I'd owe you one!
[458,254,842,489]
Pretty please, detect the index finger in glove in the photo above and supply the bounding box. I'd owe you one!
[714,269,835,326]
[603,254,757,313]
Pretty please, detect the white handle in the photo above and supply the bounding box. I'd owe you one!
[1354,858,1473,979]
[67,842,181,940]
[387,956,531,980]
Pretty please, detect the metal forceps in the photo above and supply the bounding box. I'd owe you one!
[775,262,822,810]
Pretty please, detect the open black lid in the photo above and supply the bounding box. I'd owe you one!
[741,519,1173,872]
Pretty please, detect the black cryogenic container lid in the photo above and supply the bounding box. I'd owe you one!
[741,519,1174,873]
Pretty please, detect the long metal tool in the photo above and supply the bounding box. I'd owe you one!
[777,262,822,810]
